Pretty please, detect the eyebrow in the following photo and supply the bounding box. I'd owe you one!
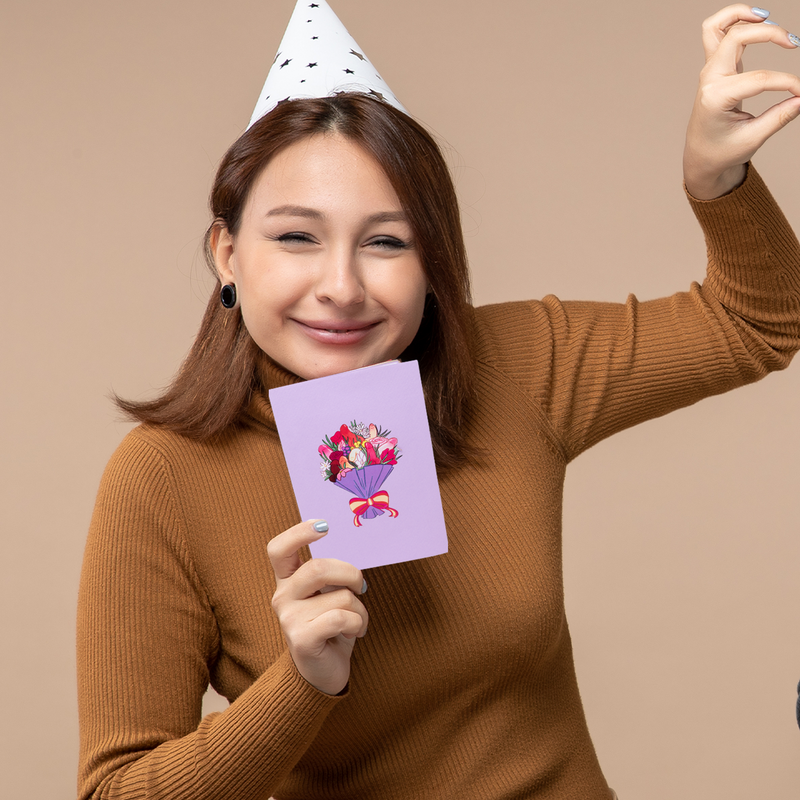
[265,205,408,224]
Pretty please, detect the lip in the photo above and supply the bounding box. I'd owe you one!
[292,318,380,345]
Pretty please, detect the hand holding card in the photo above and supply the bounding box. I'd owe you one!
[267,519,369,695]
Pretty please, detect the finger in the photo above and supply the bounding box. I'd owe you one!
[306,589,370,638]
[267,519,328,581]
[283,591,369,648]
[287,557,366,599]
[708,19,800,76]
[739,94,800,144]
[283,584,368,626]
[720,68,800,108]
[301,607,369,645]
[701,5,774,61]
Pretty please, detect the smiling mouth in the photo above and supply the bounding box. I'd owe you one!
[299,320,378,332]
[294,319,379,343]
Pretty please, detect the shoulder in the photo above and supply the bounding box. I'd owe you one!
[103,420,268,482]
[95,424,241,520]
[99,425,195,491]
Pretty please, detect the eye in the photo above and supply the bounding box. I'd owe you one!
[271,232,316,245]
[367,236,409,250]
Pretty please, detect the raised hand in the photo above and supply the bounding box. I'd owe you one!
[683,4,800,199]
[268,520,369,695]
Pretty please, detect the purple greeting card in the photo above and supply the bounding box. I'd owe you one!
[269,360,448,570]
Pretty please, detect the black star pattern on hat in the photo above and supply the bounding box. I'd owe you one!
[309,3,319,6]
[307,62,318,68]
[343,68,354,74]
[280,59,292,68]
[349,49,366,61]
[311,36,319,39]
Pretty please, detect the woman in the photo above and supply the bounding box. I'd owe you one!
[77,5,800,799]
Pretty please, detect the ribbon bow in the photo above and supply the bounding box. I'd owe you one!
[348,491,399,527]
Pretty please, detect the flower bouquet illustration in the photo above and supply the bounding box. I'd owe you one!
[319,422,400,527]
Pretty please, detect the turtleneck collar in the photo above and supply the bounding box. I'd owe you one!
[243,352,305,431]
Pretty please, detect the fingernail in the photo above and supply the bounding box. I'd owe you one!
[360,578,368,594]
[790,33,800,47]
[752,7,770,18]
[763,19,779,25]
[313,520,329,533]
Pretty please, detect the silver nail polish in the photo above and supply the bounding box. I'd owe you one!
[790,33,800,47]
[361,578,368,594]
[763,20,779,26]
[752,7,770,19]
[313,520,329,532]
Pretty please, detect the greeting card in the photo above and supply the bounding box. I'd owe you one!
[269,361,448,570]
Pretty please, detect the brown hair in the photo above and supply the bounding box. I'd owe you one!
[116,94,474,467]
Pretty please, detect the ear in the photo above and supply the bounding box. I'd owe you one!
[210,222,236,286]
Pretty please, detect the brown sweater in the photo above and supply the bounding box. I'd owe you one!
[77,167,800,800]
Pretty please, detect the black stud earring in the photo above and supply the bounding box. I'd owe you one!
[220,284,237,309]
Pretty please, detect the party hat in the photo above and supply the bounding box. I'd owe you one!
[248,0,407,129]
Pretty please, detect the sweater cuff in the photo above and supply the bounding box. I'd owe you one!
[684,163,800,269]
[250,648,349,717]
[683,161,752,204]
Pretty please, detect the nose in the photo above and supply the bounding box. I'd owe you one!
[314,245,365,308]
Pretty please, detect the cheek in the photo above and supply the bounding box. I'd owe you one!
[238,261,302,311]
[393,275,428,335]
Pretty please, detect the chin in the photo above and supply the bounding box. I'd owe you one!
[297,352,391,381]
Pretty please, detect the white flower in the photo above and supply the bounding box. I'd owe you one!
[349,448,368,468]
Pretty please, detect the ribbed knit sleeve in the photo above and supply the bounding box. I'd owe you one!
[473,165,800,460]
[77,433,344,800]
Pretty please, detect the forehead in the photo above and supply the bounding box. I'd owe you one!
[246,133,401,213]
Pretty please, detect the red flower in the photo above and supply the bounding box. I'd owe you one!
[338,424,362,448]
[378,447,398,465]
[327,450,343,482]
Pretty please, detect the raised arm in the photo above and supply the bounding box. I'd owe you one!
[473,8,800,461]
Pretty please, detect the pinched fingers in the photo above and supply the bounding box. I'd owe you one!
[718,67,800,108]
[705,11,800,74]
[701,5,777,60]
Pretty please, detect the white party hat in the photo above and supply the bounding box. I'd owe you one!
[247,0,407,129]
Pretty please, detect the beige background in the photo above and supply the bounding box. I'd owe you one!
[2,0,799,797]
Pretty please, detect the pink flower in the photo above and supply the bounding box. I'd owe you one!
[318,444,333,460]
[378,447,398,465]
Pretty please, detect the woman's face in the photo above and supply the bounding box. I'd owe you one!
[214,133,428,381]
